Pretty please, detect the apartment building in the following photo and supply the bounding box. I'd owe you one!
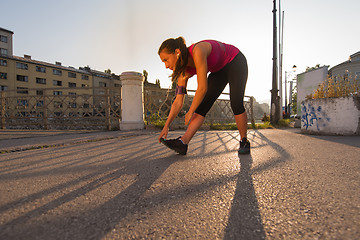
[0,27,94,97]
[80,66,121,96]
[0,27,13,58]
[0,27,121,120]
[329,51,360,82]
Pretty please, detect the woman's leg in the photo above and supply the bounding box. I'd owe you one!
[181,71,228,144]
[227,52,248,139]
[181,113,205,144]
[235,111,248,140]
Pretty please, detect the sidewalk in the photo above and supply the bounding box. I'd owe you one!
[0,128,359,239]
[0,129,153,153]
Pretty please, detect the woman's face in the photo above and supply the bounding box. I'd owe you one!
[159,49,179,71]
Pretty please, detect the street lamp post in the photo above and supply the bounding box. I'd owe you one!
[288,80,294,115]
[284,65,297,117]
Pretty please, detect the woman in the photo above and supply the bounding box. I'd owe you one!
[158,37,250,155]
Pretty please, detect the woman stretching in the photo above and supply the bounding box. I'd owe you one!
[158,37,250,155]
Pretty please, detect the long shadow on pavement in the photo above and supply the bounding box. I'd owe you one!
[224,154,266,240]
[223,129,293,239]
[0,130,294,239]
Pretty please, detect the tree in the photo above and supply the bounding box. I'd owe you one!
[143,70,148,84]
[105,69,111,74]
[306,64,321,72]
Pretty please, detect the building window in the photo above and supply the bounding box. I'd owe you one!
[54,101,63,108]
[36,66,46,73]
[82,75,89,80]
[68,72,76,78]
[0,59,7,66]
[69,92,76,96]
[82,84,88,87]
[0,48,8,56]
[53,91,62,95]
[0,85,8,91]
[53,69,62,76]
[17,99,28,107]
[36,100,44,107]
[17,75,28,82]
[99,82,107,87]
[17,87,29,94]
[69,102,77,108]
[36,90,44,95]
[0,35,8,43]
[16,62,28,70]
[53,80,62,86]
[0,72,7,79]
[36,78,46,84]
[355,72,360,80]
[68,82,76,88]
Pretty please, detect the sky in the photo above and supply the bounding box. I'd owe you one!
[1,0,359,104]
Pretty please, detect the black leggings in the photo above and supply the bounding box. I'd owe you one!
[195,51,248,117]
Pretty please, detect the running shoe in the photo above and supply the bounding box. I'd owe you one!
[238,137,250,154]
[160,137,188,155]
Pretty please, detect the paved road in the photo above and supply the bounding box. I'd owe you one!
[0,128,359,239]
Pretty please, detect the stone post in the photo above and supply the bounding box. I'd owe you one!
[120,71,145,130]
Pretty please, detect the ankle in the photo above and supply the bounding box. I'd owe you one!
[180,137,189,145]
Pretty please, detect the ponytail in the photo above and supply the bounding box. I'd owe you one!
[158,37,189,82]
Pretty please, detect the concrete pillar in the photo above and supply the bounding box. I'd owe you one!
[120,71,145,130]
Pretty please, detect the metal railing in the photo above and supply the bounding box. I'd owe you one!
[1,86,254,130]
[1,87,121,130]
[144,87,254,126]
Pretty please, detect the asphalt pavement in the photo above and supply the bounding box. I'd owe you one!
[0,128,359,239]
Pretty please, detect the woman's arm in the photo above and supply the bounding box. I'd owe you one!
[185,42,211,125]
[158,75,189,141]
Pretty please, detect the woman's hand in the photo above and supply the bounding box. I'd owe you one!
[158,126,169,142]
[185,111,193,125]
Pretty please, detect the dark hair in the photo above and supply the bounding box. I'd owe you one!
[158,37,189,82]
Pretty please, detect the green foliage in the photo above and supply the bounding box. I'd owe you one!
[306,64,321,72]
[146,113,166,128]
[261,113,270,122]
[209,123,238,130]
[276,119,291,127]
[209,121,277,130]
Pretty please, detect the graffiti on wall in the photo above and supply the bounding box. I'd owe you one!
[301,103,331,130]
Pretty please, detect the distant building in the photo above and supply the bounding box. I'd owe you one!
[328,51,360,82]
[0,27,124,119]
[296,65,329,114]
[80,66,121,96]
[0,27,13,57]
[0,27,121,96]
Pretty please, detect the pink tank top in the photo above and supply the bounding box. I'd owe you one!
[186,40,239,76]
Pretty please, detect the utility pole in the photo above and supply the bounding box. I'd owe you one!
[285,71,288,117]
[270,0,279,124]
[278,0,283,120]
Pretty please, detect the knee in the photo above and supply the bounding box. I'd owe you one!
[231,101,246,115]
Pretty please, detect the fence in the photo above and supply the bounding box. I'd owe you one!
[0,87,121,130]
[0,86,254,130]
[144,87,255,126]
